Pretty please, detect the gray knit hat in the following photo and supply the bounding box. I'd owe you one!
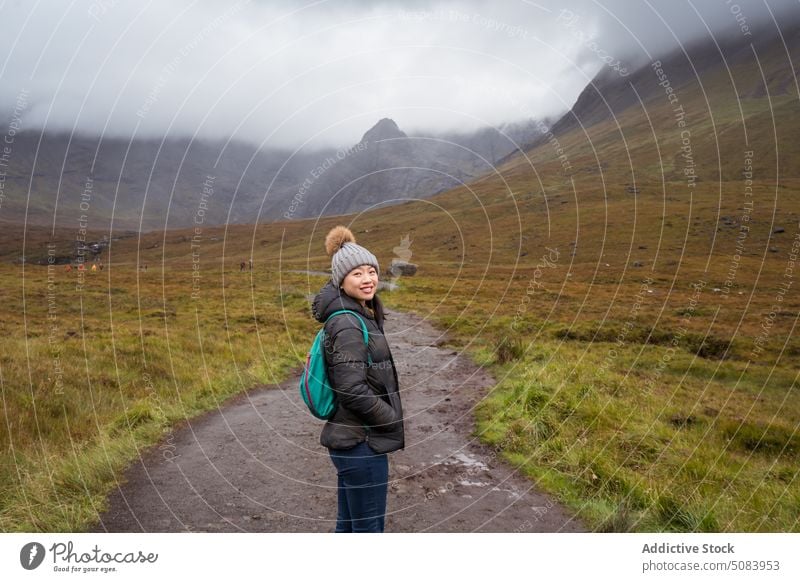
[324,225,380,287]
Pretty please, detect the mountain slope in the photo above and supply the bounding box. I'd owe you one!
[507,18,800,184]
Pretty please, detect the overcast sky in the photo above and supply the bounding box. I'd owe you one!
[0,0,797,149]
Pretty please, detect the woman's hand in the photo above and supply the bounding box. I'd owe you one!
[327,326,397,428]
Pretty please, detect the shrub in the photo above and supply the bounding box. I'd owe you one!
[496,336,525,363]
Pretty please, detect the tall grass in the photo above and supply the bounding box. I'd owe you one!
[383,278,800,531]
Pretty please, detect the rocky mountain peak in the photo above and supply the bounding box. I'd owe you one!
[359,118,407,144]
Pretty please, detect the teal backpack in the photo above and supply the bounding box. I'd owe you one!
[300,309,371,420]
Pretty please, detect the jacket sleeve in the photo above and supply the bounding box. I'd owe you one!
[326,323,397,428]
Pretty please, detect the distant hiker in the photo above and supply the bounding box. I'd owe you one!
[311,226,404,533]
[77,263,85,271]
[99,263,104,271]
[240,261,246,272]
[64,264,72,272]
[91,263,97,272]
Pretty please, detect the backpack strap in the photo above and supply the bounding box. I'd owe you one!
[324,309,372,365]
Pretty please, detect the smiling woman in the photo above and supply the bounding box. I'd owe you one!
[310,226,405,533]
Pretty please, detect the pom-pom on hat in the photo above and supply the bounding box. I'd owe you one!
[325,225,380,287]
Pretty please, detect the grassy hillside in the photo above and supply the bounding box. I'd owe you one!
[2,26,799,532]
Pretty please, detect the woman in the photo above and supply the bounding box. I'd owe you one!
[311,225,405,533]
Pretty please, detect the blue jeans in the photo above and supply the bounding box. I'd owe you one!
[328,441,388,532]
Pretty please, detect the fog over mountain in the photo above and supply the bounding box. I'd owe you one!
[1,0,797,149]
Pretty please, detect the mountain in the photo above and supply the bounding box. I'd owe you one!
[0,131,311,231]
[0,117,545,232]
[250,117,550,219]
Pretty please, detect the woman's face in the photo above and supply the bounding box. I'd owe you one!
[341,264,378,305]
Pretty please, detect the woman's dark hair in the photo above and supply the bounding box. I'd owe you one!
[367,293,385,330]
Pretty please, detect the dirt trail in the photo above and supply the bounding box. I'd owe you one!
[91,306,587,532]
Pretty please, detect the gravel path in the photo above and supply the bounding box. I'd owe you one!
[91,306,587,532]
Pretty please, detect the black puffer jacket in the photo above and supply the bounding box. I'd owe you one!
[311,280,404,454]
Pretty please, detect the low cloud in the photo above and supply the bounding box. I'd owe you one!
[0,0,796,149]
